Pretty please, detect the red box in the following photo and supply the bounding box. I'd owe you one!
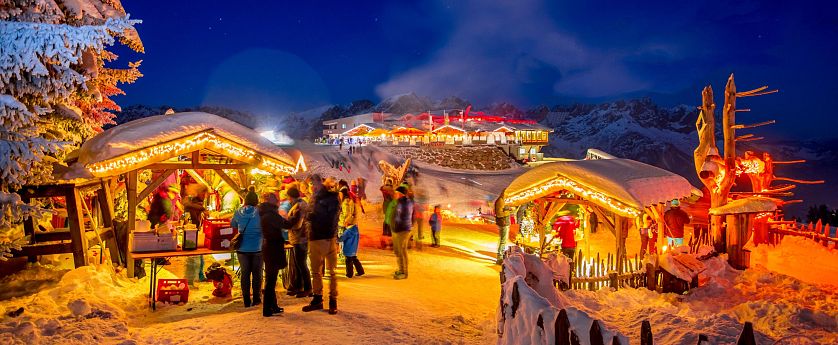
[202,218,232,237]
[202,219,237,250]
[156,278,189,304]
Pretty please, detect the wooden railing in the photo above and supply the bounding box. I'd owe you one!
[768,222,837,249]
[562,251,647,291]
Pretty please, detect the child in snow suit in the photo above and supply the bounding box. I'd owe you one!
[428,205,442,247]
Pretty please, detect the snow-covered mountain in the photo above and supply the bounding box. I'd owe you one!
[541,98,699,183]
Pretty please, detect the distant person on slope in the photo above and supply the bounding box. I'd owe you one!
[428,205,443,247]
[663,199,691,247]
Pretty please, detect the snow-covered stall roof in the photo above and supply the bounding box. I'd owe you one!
[65,112,299,179]
[709,197,780,215]
[502,159,694,217]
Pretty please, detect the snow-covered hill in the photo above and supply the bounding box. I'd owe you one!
[541,98,699,183]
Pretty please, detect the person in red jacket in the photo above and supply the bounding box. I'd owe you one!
[553,215,579,261]
[663,199,691,247]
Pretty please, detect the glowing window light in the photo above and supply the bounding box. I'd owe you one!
[503,176,640,218]
[86,131,298,177]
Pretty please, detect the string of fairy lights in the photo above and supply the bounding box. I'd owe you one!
[86,131,297,177]
[503,175,642,218]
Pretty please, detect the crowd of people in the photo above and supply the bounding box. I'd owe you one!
[220,172,442,317]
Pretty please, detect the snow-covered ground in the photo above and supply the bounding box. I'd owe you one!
[561,236,837,345]
[0,221,501,345]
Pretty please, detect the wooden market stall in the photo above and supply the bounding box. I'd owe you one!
[58,112,305,278]
[494,158,695,273]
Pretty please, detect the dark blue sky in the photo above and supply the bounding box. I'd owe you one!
[113,0,838,139]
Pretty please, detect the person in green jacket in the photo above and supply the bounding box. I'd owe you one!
[381,185,396,249]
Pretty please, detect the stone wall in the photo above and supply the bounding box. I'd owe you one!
[384,146,518,171]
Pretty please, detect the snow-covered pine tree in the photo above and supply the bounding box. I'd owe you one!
[0,0,142,256]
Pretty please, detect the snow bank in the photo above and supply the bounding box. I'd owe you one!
[498,247,628,344]
[749,235,838,287]
[566,255,836,344]
[0,265,149,344]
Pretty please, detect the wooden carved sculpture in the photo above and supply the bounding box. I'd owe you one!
[378,158,411,187]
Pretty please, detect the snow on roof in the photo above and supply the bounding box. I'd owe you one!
[709,197,780,215]
[503,159,694,213]
[67,112,296,178]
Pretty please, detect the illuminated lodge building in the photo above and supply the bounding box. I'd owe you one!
[322,111,552,161]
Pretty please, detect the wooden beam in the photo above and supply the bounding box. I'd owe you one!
[33,230,71,242]
[10,242,74,257]
[238,169,249,189]
[191,150,200,164]
[17,183,75,199]
[145,162,250,170]
[591,206,616,236]
[137,169,175,203]
[215,169,245,198]
[732,120,775,130]
[66,187,88,268]
[126,171,137,278]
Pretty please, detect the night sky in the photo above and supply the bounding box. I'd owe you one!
[114,1,838,139]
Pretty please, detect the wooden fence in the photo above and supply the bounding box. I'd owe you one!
[562,251,647,291]
[768,221,837,249]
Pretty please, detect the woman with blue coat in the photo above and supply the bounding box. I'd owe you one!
[230,187,263,307]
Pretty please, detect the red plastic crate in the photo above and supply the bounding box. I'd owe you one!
[202,218,234,237]
[156,278,189,304]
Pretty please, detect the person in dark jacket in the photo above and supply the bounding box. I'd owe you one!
[303,175,341,315]
[392,185,414,280]
[258,193,287,317]
[428,205,442,247]
[230,187,263,308]
[284,186,311,298]
[663,199,691,247]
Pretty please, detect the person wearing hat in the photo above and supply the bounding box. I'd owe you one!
[392,185,414,279]
[303,174,341,315]
[663,199,690,247]
[230,186,263,308]
[257,192,286,316]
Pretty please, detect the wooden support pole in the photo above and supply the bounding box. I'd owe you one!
[97,179,120,266]
[640,320,653,345]
[126,170,137,278]
[66,186,89,268]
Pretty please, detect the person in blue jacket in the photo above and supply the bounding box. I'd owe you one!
[230,187,263,308]
[338,188,364,278]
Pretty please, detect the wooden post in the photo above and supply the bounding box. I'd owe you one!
[97,179,120,265]
[640,320,653,345]
[66,186,89,268]
[589,320,605,345]
[126,170,138,277]
[645,262,657,291]
[726,214,751,270]
[736,322,756,345]
[555,309,570,345]
[20,192,37,263]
